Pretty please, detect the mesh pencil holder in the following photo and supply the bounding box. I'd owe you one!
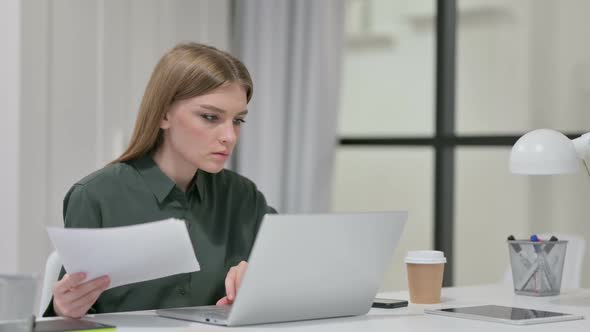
[507,240,567,296]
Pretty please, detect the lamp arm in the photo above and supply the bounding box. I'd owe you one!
[573,132,590,177]
[572,132,590,159]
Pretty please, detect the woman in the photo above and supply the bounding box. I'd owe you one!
[44,43,275,318]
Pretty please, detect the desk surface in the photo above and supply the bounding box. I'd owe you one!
[41,284,590,331]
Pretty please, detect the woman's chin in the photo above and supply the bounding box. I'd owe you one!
[200,163,226,174]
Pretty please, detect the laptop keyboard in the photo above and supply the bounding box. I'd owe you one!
[173,305,231,320]
[200,305,231,319]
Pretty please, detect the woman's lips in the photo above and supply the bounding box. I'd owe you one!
[212,152,230,160]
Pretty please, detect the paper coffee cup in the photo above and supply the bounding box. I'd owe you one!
[405,251,446,304]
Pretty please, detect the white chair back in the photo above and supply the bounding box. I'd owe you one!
[38,251,62,317]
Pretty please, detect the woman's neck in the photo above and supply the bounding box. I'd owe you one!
[152,146,197,192]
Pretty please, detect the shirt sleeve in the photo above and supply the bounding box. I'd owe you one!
[266,204,278,215]
[43,184,103,317]
[63,184,103,228]
[251,188,276,250]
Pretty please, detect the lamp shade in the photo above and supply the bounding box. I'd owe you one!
[510,129,579,175]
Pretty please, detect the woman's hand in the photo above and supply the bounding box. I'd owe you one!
[216,261,248,305]
[53,272,110,318]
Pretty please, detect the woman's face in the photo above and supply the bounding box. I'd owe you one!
[159,82,248,173]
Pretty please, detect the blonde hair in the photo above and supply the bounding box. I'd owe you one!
[112,42,253,164]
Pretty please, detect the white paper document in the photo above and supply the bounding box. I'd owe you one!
[47,218,200,289]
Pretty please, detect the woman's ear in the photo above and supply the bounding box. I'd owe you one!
[160,111,171,130]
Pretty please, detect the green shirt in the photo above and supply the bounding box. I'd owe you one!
[44,155,275,317]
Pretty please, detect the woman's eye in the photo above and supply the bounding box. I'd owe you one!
[233,118,246,125]
[201,114,218,122]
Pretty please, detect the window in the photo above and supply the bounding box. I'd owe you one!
[333,0,590,290]
[333,0,436,291]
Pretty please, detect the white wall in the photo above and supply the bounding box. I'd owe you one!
[3,0,230,282]
[0,0,21,273]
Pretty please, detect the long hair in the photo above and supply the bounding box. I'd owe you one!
[111,43,253,164]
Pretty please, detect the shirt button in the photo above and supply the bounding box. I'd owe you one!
[179,288,186,295]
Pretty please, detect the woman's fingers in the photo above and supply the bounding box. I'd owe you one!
[225,267,237,301]
[61,276,110,303]
[235,261,248,294]
[223,261,249,303]
[53,274,110,318]
[66,286,107,317]
[216,296,230,306]
[53,272,86,295]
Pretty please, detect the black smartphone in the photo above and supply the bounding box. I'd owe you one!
[372,298,409,309]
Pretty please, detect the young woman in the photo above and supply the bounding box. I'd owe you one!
[44,43,275,318]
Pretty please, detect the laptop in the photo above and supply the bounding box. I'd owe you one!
[156,211,407,326]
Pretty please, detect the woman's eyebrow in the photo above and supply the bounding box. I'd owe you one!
[200,104,248,116]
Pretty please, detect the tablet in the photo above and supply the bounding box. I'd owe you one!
[425,305,584,325]
[34,318,115,332]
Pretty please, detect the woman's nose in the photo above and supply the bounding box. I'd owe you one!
[219,122,237,144]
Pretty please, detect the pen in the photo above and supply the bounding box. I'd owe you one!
[508,235,537,290]
[530,234,540,253]
[516,260,540,290]
[543,236,559,289]
[544,235,559,254]
[507,235,534,265]
[530,234,557,291]
[507,235,520,252]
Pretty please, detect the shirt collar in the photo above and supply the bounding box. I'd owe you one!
[187,168,207,202]
[131,154,204,203]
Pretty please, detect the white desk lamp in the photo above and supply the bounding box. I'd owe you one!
[510,129,590,175]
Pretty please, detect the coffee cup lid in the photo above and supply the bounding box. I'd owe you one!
[405,250,446,264]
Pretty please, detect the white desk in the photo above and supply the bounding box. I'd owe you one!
[43,284,590,331]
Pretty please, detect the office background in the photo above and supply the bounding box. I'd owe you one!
[1,0,589,297]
